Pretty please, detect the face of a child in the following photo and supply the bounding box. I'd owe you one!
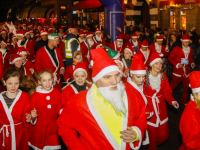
[124,50,132,59]
[130,74,145,87]
[20,54,27,63]
[74,54,82,64]
[0,43,6,49]
[152,60,162,73]
[14,60,23,68]
[38,72,53,91]
[4,76,19,94]
[74,71,86,86]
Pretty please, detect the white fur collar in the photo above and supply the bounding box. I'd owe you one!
[36,86,53,93]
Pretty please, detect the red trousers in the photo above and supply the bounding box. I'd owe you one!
[170,75,189,104]
[148,122,169,150]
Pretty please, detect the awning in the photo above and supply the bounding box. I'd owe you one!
[160,0,200,6]
[70,0,102,10]
[29,6,50,18]
[19,5,32,18]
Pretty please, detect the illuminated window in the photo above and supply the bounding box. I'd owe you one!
[170,10,176,29]
[181,10,186,30]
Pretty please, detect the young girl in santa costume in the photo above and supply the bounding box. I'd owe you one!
[0,68,37,150]
[61,62,91,108]
[17,47,34,76]
[28,70,62,150]
[63,51,83,82]
[143,52,179,150]
[179,71,200,150]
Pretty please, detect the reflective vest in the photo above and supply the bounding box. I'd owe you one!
[65,38,80,58]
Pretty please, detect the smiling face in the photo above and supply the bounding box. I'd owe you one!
[14,60,23,68]
[74,71,87,86]
[38,72,53,91]
[124,49,132,59]
[19,54,27,63]
[152,60,163,73]
[95,71,121,91]
[4,76,19,94]
[182,41,190,47]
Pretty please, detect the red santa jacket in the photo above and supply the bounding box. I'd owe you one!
[168,46,194,77]
[1,50,11,74]
[143,72,176,127]
[14,40,35,58]
[35,46,64,87]
[93,36,106,46]
[107,42,125,54]
[149,43,169,58]
[179,98,200,150]
[0,52,4,80]
[125,39,141,52]
[28,87,61,150]
[58,40,65,61]
[80,41,96,64]
[0,90,30,150]
[63,64,75,81]
[23,59,34,76]
[57,83,147,150]
[136,49,151,69]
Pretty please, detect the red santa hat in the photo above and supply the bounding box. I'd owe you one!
[124,46,135,54]
[1,29,7,34]
[73,62,88,78]
[116,34,123,41]
[95,28,101,34]
[141,39,149,47]
[68,25,72,30]
[114,59,124,69]
[22,23,26,26]
[156,35,163,41]
[150,52,162,66]
[181,34,190,42]
[41,30,48,36]
[63,32,68,37]
[12,35,17,40]
[86,32,93,38]
[10,54,22,64]
[0,40,7,46]
[17,47,29,55]
[59,27,63,30]
[132,33,138,38]
[130,54,146,75]
[91,47,120,82]
[16,30,25,37]
[28,23,32,27]
[24,30,30,36]
[83,27,88,33]
[79,30,85,36]
[189,71,200,93]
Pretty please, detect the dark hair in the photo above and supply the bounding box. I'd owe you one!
[3,68,21,82]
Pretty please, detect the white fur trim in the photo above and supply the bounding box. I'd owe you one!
[48,36,59,40]
[124,48,133,54]
[1,41,7,46]
[10,57,22,64]
[73,68,87,78]
[117,39,123,41]
[92,65,120,82]
[41,32,48,35]
[132,36,138,38]
[181,39,190,41]
[150,58,162,66]
[192,87,200,93]
[172,101,179,109]
[129,126,142,150]
[86,34,93,38]
[141,45,148,47]
[36,86,53,93]
[156,39,163,41]
[113,52,120,59]
[16,34,24,37]
[130,70,146,75]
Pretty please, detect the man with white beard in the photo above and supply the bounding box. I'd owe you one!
[57,47,147,150]
[93,28,106,45]
[107,34,125,54]
[78,30,85,43]
[80,31,96,63]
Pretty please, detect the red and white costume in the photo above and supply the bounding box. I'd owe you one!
[35,46,65,89]
[28,87,61,150]
[63,64,75,82]
[23,59,34,76]
[143,52,178,150]
[0,90,30,150]
[93,28,106,45]
[124,33,141,53]
[168,34,194,104]
[1,50,11,74]
[107,34,124,54]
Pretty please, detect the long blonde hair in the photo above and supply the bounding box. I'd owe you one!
[193,92,200,110]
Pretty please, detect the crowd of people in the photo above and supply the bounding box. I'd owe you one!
[0,20,199,150]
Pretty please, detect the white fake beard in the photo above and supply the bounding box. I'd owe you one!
[17,40,22,45]
[96,35,102,42]
[0,49,6,55]
[30,34,34,38]
[117,41,123,47]
[87,39,94,47]
[98,82,127,116]
[79,38,85,43]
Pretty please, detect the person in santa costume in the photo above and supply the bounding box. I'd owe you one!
[17,47,34,76]
[143,52,179,150]
[179,71,200,150]
[34,30,48,54]
[124,33,141,53]
[168,34,195,105]
[0,29,8,41]
[80,31,96,63]
[63,51,83,82]
[14,30,34,58]
[0,40,12,74]
[35,33,65,90]
[61,62,91,108]
[57,47,147,150]
[25,30,36,48]
[0,68,37,150]
[107,34,125,54]
[127,54,154,148]
[122,46,135,79]
[28,70,61,150]
[114,59,124,81]
[78,30,85,43]
[58,27,64,40]
[137,39,151,70]
[93,28,106,45]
